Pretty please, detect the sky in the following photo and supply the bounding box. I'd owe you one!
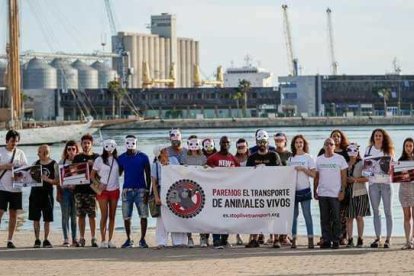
[1,0,413,80]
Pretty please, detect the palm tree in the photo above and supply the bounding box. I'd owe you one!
[107,80,126,118]
[376,88,391,117]
[237,79,251,117]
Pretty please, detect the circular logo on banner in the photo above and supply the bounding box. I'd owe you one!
[166,179,205,219]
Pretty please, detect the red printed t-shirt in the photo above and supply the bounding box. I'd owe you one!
[206,152,240,167]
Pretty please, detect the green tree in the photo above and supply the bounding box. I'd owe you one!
[236,79,251,117]
[376,88,391,117]
[107,80,126,118]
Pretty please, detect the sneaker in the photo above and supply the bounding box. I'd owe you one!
[79,238,86,247]
[108,241,117,248]
[357,237,363,248]
[384,240,391,249]
[7,241,16,249]
[200,238,208,248]
[63,240,70,247]
[320,241,331,249]
[33,239,41,248]
[272,241,281,248]
[43,239,53,248]
[188,237,194,248]
[346,238,354,248]
[121,239,134,248]
[401,242,412,250]
[91,238,98,248]
[139,239,149,248]
[213,240,224,249]
[99,242,108,248]
[332,241,340,249]
[370,238,381,248]
[245,239,260,248]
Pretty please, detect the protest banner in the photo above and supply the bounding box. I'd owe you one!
[161,165,296,234]
[12,165,43,188]
[362,156,392,183]
[59,162,90,186]
[393,161,414,183]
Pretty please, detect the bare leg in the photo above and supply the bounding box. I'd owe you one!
[356,216,364,239]
[44,222,50,240]
[78,216,86,239]
[346,218,353,240]
[89,216,96,240]
[8,210,17,241]
[124,219,131,240]
[403,207,411,243]
[34,221,40,240]
[98,199,109,242]
[108,199,117,241]
[140,218,147,240]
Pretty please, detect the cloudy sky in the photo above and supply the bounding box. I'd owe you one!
[1,0,413,80]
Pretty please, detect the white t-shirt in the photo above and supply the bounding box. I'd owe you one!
[288,153,316,191]
[364,146,392,184]
[316,153,348,198]
[0,148,28,193]
[92,156,119,191]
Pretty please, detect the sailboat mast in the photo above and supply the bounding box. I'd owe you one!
[8,0,22,128]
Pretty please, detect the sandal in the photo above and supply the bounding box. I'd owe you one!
[370,238,380,248]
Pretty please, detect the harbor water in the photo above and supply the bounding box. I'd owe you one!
[4,125,413,237]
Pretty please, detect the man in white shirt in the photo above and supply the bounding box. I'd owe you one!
[314,138,348,249]
[0,130,28,248]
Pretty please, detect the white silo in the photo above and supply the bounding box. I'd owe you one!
[23,57,57,89]
[50,58,79,90]
[91,61,117,88]
[71,59,99,89]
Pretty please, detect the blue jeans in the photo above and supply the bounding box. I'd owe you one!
[319,196,340,243]
[122,188,149,219]
[292,199,314,238]
[369,183,393,238]
[60,189,77,241]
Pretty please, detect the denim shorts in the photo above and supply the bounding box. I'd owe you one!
[122,188,149,219]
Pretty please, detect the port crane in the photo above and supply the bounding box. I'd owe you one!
[326,8,338,75]
[193,65,224,88]
[281,4,298,76]
[142,61,176,88]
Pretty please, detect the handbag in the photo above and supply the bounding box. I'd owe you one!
[295,187,312,202]
[90,158,114,195]
[149,162,161,218]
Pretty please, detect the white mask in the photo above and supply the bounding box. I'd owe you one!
[125,137,137,150]
[347,143,360,157]
[256,129,269,141]
[169,129,182,141]
[187,138,201,151]
[103,139,117,153]
[202,139,215,152]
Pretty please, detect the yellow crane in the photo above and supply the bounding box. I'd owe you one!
[142,61,175,88]
[193,64,224,88]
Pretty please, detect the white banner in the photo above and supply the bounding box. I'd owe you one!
[161,165,296,234]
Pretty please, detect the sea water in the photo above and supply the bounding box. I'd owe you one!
[5,125,413,237]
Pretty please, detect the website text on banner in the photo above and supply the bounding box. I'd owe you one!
[161,165,296,234]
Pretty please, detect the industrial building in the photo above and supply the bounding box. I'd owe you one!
[113,13,199,88]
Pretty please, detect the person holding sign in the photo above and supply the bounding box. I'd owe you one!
[364,129,394,249]
[245,130,282,248]
[288,135,316,249]
[0,130,27,248]
[73,134,100,247]
[91,139,120,249]
[207,136,240,249]
[397,138,414,249]
[30,145,59,248]
[314,138,348,249]
[58,140,81,247]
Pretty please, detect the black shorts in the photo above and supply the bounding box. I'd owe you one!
[0,190,22,211]
[28,191,54,222]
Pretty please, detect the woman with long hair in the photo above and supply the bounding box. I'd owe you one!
[91,139,120,248]
[58,140,81,247]
[345,143,370,248]
[365,128,395,248]
[234,138,249,166]
[288,135,315,249]
[398,138,414,249]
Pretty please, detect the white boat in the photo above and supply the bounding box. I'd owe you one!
[0,119,97,146]
[1,0,97,145]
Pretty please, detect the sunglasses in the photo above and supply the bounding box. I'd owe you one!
[67,147,77,152]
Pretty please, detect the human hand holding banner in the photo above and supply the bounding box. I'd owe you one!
[393,161,414,183]
[59,162,90,186]
[12,165,43,188]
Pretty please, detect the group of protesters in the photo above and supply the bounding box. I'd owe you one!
[0,127,413,251]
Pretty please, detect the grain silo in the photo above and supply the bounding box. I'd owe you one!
[50,58,78,90]
[91,61,117,88]
[71,59,98,89]
[23,57,57,89]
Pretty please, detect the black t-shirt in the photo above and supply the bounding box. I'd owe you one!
[249,145,276,155]
[246,151,282,167]
[275,150,292,166]
[73,153,99,194]
[318,148,350,162]
[30,159,57,207]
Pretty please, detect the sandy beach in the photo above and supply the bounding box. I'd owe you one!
[0,230,414,275]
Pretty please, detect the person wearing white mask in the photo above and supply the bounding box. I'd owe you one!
[91,139,120,248]
[166,129,188,164]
